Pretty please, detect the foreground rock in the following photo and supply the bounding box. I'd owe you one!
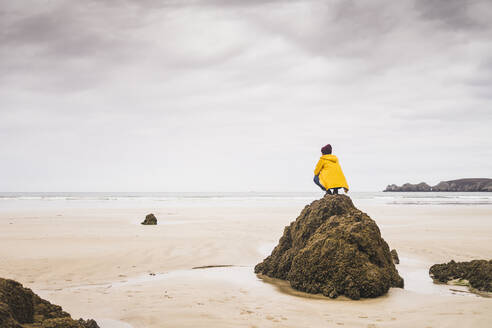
[255,195,404,300]
[141,213,157,225]
[0,278,99,328]
[429,259,492,292]
[384,178,492,192]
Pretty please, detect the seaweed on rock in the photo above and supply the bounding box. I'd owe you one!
[429,259,492,292]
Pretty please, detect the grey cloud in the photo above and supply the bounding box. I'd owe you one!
[0,3,143,92]
[414,0,492,31]
[0,0,256,93]
[248,0,401,58]
[119,0,300,8]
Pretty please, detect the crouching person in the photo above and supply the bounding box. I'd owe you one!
[313,144,349,195]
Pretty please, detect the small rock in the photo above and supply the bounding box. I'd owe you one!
[390,249,400,264]
[141,213,157,225]
[78,319,100,328]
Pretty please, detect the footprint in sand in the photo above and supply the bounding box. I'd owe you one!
[240,309,254,315]
[264,315,280,323]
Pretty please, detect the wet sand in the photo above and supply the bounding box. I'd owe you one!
[0,203,491,327]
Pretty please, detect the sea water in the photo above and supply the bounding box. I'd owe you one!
[1,191,492,210]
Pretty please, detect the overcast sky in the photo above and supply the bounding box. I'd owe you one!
[1,0,491,192]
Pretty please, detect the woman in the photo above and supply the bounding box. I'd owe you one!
[313,144,349,194]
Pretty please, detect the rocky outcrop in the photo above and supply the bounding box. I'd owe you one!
[385,182,431,192]
[390,249,400,264]
[429,259,492,292]
[384,178,492,192]
[141,213,157,225]
[0,278,99,328]
[432,179,492,192]
[254,195,404,300]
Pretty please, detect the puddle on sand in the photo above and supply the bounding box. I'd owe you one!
[64,266,262,291]
[396,257,484,297]
[61,244,486,299]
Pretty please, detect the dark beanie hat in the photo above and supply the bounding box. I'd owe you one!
[321,144,332,154]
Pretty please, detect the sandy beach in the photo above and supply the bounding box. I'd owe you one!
[1,198,491,327]
[3,0,492,326]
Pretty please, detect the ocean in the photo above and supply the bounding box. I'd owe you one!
[1,191,492,210]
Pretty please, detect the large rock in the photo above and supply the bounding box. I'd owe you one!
[429,259,492,292]
[141,213,157,225]
[0,278,99,328]
[254,195,404,300]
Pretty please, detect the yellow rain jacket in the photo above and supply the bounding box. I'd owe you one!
[314,154,349,190]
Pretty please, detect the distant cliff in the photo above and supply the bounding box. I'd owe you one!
[384,178,492,192]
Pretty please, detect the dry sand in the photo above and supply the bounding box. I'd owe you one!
[0,202,491,327]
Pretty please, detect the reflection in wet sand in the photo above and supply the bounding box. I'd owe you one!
[63,259,486,300]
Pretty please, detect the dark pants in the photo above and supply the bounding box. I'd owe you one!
[313,175,340,194]
[313,175,326,191]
